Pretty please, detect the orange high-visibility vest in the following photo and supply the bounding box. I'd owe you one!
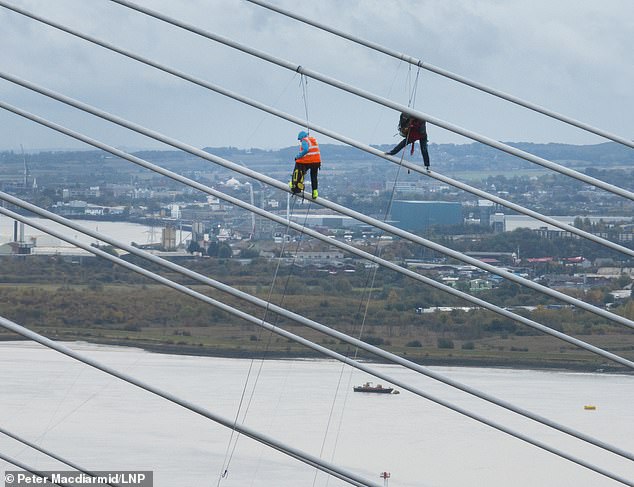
[296,136,321,165]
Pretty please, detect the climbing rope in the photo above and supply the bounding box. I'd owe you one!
[300,73,310,134]
[349,65,420,356]
[217,196,314,484]
[317,158,408,487]
[314,70,421,487]
[243,71,300,148]
[241,202,318,486]
[407,64,421,109]
[369,60,404,143]
[218,66,317,481]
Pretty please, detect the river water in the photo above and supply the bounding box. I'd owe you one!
[0,341,632,487]
[0,216,169,247]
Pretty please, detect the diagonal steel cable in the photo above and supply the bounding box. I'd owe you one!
[107,0,634,202]
[0,451,70,487]
[244,0,634,150]
[0,426,120,487]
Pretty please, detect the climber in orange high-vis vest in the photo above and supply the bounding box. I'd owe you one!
[289,130,321,199]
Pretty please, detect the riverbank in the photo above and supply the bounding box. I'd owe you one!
[94,338,634,373]
[2,258,633,375]
[1,334,627,374]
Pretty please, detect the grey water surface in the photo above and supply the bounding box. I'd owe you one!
[1,341,632,487]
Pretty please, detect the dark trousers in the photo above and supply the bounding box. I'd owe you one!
[291,163,319,191]
[387,137,430,167]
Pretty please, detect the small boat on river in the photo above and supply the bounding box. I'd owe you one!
[353,382,394,394]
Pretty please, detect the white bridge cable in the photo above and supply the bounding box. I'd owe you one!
[2,76,634,333]
[106,0,634,202]
[1,107,633,463]
[0,5,628,259]
[244,0,634,151]
[0,211,633,487]
[0,452,70,487]
[0,316,381,487]
[0,426,120,487]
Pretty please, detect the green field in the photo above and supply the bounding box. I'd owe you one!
[2,256,632,372]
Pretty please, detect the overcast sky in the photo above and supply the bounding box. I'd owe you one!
[0,0,632,153]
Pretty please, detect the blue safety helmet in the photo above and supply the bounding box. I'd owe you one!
[297,130,309,140]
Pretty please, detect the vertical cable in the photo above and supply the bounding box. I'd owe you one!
[300,73,310,134]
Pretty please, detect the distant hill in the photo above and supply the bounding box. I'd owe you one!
[201,141,634,167]
[1,142,632,185]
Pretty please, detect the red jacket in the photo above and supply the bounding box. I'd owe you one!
[406,119,427,142]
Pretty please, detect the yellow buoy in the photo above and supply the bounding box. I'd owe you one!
[584,405,597,411]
